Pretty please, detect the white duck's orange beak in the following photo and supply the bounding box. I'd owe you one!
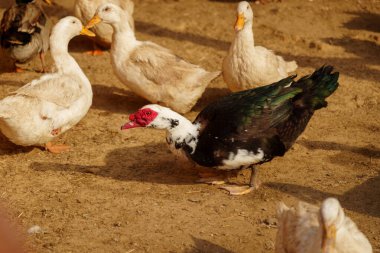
[235,13,245,31]
[43,0,53,5]
[86,15,102,29]
[322,224,336,253]
[80,26,96,37]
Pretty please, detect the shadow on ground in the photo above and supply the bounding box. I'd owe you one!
[135,21,230,51]
[299,140,380,159]
[184,236,235,253]
[344,11,380,33]
[267,140,380,217]
[282,53,380,83]
[91,84,148,114]
[30,142,199,185]
[266,172,380,218]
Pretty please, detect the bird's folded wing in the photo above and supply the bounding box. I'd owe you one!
[129,42,201,87]
[13,75,82,108]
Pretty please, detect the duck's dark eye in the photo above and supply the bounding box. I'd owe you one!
[72,20,76,24]
[104,7,110,12]
[246,6,249,9]
[146,111,151,116]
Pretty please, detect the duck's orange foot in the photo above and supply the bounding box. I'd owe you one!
[45,142,70,154]
[219,185,254,196]
[15,67,25,73]
[85,49,104,56]
[197,171,226,185]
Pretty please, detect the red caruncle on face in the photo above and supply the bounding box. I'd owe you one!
[121,108,158,130]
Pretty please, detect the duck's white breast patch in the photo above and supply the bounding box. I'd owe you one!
[219,149,264,170]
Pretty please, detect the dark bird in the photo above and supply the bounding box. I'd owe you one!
[0,0,52,72]
[121,66,339,195]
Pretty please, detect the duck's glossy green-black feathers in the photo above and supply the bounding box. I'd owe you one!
[190,65,339,168]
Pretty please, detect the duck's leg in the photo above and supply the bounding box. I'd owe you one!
[219,166,260,195]
[14,63,25,73]
[39,52,48,73]
[85,41,104,56]
[45,142,70,154]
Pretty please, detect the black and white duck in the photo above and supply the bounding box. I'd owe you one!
[121,66,339,195]
[0,0,52,72]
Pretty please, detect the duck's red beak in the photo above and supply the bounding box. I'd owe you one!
[121,121,141,130]
[121,113,142,130]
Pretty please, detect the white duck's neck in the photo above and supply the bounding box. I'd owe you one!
[110,15,138,53]
[163,112,200,154]
[50,33,92,92]
[233,22,255,49]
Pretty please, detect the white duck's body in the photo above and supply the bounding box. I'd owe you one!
[223,1,297,92]
[74,0,134,48]
[276,198,372,253]
[88,4,220,114]
[0,17,93,148]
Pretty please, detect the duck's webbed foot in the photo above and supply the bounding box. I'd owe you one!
[45,142,70,154]
[85,42,105,56]
[219,166,260,196]
[197,171,226,185]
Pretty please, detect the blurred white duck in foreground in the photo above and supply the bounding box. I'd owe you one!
[276,197,372,253]
[223,1,297,92]
[74,0,134,55]
[86,3,220,114]
[0,17,95,153]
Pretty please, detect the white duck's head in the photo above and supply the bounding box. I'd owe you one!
[87,3,126,27]
[235,1,254,32]
[320,198,345,253]
[51,16,95,42]
[121,104,182,130]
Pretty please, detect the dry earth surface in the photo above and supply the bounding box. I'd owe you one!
[0,0,379,252]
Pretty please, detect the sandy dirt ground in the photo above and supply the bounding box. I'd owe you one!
[0,0,379,252]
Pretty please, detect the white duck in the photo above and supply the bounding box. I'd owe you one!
[73,0,134,54]
[86,3,220,114]
[223,1,297,92]
[0,16,95,153]
[276,198,372,253]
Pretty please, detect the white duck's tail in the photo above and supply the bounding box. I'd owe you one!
[286,60,298,73]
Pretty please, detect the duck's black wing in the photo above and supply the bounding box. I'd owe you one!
[191,66,339,168]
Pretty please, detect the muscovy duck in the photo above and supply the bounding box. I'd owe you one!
[121,66,339,195]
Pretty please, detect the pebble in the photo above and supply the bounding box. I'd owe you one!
[28,225,42,234]
[188,198,201,203]
[263,218,277,226]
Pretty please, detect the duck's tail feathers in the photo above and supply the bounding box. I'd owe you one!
[293,65,339,111]
[286,60,298,73]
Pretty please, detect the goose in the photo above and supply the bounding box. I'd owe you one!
[276,198,373,253]
[223,1,297,92]
[0,0,52,72]
[86,3,220,114]
[121,66,338,195]
[73,0,134,55]
[0,16,95,153]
